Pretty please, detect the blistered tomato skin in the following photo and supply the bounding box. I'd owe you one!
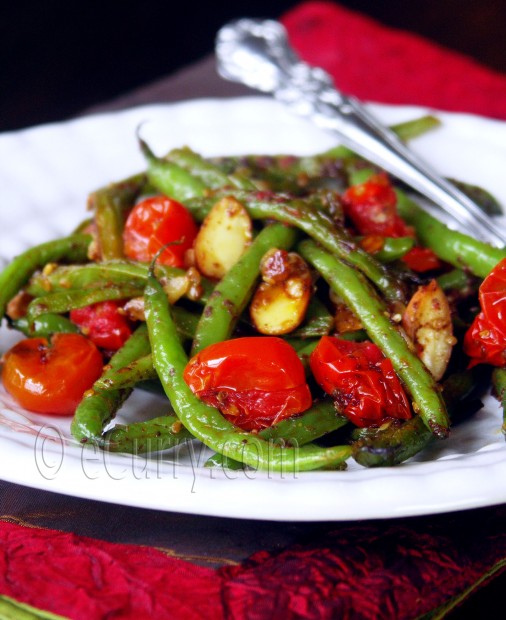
[183,336,312,431]
[310,336,411,427]
[2,333,103,416]
[342,173,410,238]
[123,196,198,267]
[342,173,440,273]
[401,246,442,273]
[70,300,133,350]
[464,257,506,367]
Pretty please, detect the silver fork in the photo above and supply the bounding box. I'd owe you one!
[215,18,506,247]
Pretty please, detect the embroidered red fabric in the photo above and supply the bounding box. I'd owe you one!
[0,516,505,619]
[220,521,506,619]
[0,521,220,620]
[281,1,506,119]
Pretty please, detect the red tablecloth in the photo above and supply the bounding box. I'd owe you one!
[2,511,506,620]
[282,1,506,119]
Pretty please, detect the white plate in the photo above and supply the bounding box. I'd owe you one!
[0,97,505,521]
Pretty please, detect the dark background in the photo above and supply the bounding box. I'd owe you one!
[1,0,505,132]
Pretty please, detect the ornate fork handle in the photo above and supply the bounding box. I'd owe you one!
[216,18,506,247]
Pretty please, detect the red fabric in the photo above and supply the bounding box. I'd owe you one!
[281,1,506,119]
[0,521,221,620]
[1,517,506,619]
[221,522,506,619]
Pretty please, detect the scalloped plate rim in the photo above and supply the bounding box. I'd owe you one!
[0,97,505,521]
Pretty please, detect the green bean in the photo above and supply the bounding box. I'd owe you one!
[291,297,334,338]
[93,354,156,391]
[98,335,323,451]
[369,236,415,263]
[352,415,431,467]
[326,117,442,158]
[89,172,146,260]
[343,141,504,221]
[492,368,506,435]
[352,370,486,466]
[73,388,131,446]
[447,179,503,217]
[92,307,200,392]
[0,594,67,620]
[25,261,147,297]
[171,305,200,340]
[350,163,503,221]
[212,154,301,188]
[393,178,504,218]
[209,116,440,193]
[293,120,434,183]
[285,337,319,354]
[26,262,146,296]
[207,398,348,469]
[191,223,297,355]
[167,147,253,190]
[260,399,347,444]
[442,369,486,412]
[26,285,144,321]
[347,167,379,186]
[71,324,152,443]
[288,330,367,359]
[318,116,442,170]
[139,137,207,202]
[0,234,91,320]
[203,453,241,470]
[26,260,214,304]
[144,269,352,472]
[211,153,348,195]
[180,196,215,223]
[269,338,318,375]
[395,189,506,278]
[346,167,506,277]
[298,239,450,438]
[102,414,193,453]
[91,323,151,377]
[186,190,407,304]
[337,329,369,342]
[390,115,441,141]
[294,339,318,368]
[11,313,79,338]
[21,304,195,404]
[437,268,471,291]
[436,268,479,297]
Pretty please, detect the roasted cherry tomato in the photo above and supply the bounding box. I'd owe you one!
[183,336,312,431]
[401,246,442,273]
[342,173,410,238]
[123,196,198,267]
[2,333,103,415]
[70,300,133,350]
[343,174,440,272]
[310,336,411,427]
[464,257,506,367]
